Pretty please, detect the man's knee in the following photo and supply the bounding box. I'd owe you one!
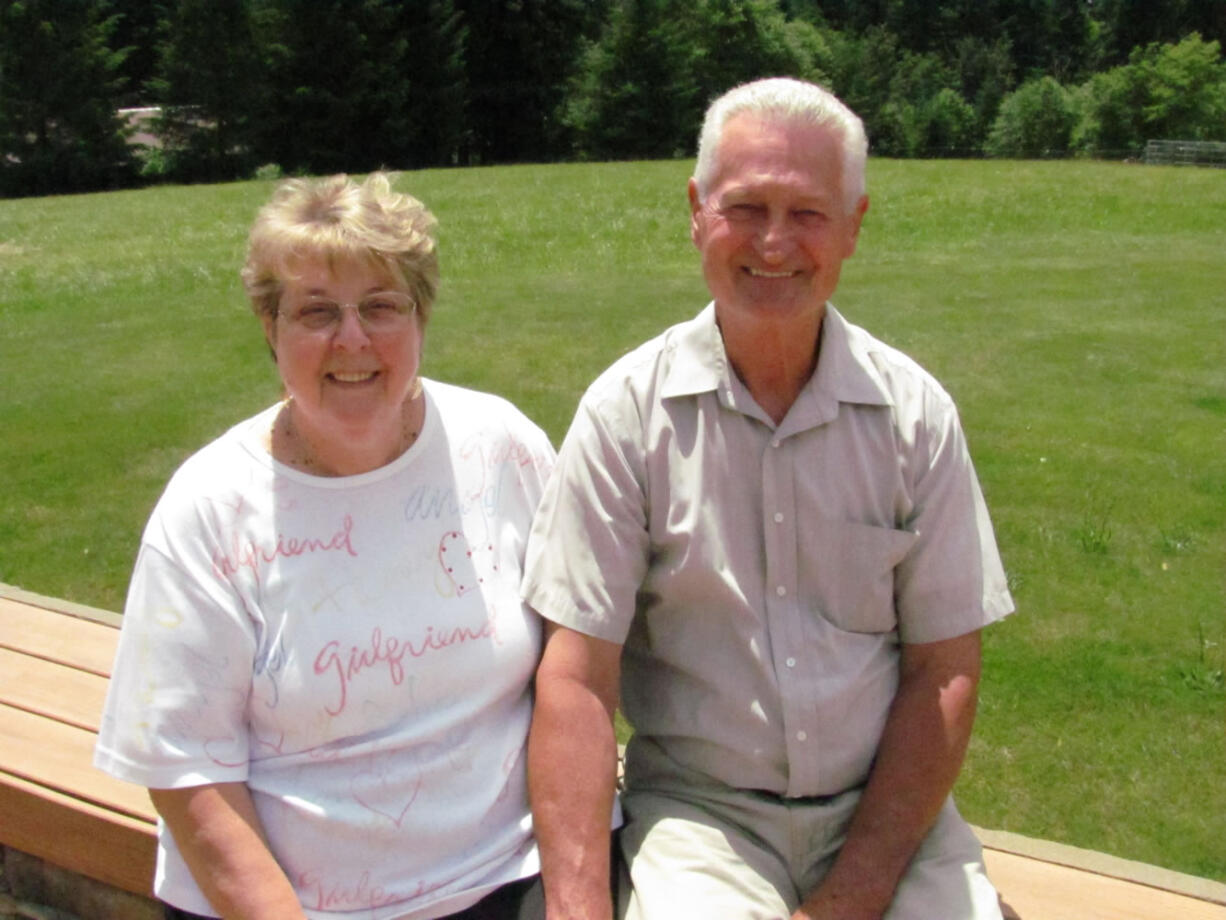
[886,799,1004,920]
[619,791,796,920]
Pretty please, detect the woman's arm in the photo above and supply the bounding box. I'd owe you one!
[150,782,307,920]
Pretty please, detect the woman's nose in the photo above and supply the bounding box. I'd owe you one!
[332,305,372,348]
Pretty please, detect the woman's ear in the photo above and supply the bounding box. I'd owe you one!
[262,313,278,362]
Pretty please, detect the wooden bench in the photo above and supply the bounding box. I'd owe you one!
[0,584,157,910]
[2,582,1225,919]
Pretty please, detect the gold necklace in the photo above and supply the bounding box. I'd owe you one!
[275,384,423,476]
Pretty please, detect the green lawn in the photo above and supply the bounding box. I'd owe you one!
[1,158,1223,881]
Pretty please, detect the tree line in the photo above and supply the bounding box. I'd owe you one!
[2,0,1224,198]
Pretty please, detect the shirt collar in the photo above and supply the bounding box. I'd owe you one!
[660,303,726,400]
[812,304,894,409]
[660,302,894,413]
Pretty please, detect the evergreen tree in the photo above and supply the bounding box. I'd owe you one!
[253,0,421,175]
[109,0,172,107]
[825,25,902,151]
[457,0,605,164]
[149,0,261,182]
[952,36,1017,141]
[565,0,822,161]
[0,0,136,196]
[694,0,827,99]
[397,0,468,168]
[563,0,702,159]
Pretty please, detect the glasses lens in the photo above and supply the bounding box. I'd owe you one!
[282,292,414,333]
[293,300,342,330]
[358,292,414,327]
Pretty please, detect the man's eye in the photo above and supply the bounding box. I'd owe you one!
[724,204,762,219]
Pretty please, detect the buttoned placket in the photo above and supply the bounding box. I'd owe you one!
[761,430,819,795]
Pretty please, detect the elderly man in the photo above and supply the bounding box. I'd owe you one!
[524,78,1013,920]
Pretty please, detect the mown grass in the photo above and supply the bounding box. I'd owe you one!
[1,158,1222,881]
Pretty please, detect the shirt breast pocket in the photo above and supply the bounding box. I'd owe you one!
[803,517,917,634]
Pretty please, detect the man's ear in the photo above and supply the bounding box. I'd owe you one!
[845,194,870,257]
[687,178,704,249]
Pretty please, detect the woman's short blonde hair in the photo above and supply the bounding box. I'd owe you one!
[241,172,439,324]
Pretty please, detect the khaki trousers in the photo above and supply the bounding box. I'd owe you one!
[618,783,1002,920]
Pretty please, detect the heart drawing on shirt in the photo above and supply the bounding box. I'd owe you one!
[438,530,499,597]
[203,736,247,768]
[352,770,423,829]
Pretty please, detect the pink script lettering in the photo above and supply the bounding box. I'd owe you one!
[212,515,358,584]
[297,869,402,912]
[314,620,500,716]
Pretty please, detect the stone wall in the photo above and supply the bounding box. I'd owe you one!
[0,848,160,920]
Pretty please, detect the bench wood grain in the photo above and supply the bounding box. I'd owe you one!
[0,586,157,898]
[3,583,1225,915]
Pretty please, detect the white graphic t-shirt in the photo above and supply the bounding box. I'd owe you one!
[95,379,555,919]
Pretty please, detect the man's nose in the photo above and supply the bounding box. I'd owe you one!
[758,212,792,261]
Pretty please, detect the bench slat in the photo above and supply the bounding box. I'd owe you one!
[984,848,1226,920]
[0,596,119,677]
[0,702,156,823]
[0,646,110,732]
[0,773,156,897]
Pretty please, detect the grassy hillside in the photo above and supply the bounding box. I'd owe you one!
[1,158,1222,880]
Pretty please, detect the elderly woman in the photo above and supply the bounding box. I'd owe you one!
[95,173,554,920]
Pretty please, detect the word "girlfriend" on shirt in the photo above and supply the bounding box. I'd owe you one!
[212,515,358,584]
[314,620,499,716]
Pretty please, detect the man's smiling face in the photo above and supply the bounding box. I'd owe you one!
[689,112,868,327]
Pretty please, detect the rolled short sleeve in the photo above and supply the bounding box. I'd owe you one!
[522,394,648,645]
[894,393,1013,644]
[94,542,257,789]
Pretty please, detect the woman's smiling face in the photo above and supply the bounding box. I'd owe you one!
[265,255,422,469]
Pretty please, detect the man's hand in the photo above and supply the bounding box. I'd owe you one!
[793,630,984,919]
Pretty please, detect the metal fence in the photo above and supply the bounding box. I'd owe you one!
[1143,139,1226,168]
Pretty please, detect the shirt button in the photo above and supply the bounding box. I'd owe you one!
[773,512,784,523]
[771,439,781,448]
[796,731,808,741]
[786,657,796,668]
[776,585,787,597]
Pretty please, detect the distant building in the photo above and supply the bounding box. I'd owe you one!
[118,107,162,149]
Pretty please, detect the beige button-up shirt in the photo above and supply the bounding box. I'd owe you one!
[523,304,1013,797]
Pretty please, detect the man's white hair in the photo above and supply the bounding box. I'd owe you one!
[693,77,868,213]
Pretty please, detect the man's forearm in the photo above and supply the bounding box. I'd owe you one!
[529,670,620,920]
[793,631,983,920]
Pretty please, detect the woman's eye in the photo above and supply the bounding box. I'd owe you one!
[299,304,338,325]
[359,301,396,322]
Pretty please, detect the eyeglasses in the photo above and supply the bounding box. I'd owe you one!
[278,291,416,334]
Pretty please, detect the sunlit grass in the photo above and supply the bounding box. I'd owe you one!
[1,158,1223,880]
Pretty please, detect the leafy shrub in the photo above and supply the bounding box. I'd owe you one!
[1072,33,1226,157]
[986,76,1077,157]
